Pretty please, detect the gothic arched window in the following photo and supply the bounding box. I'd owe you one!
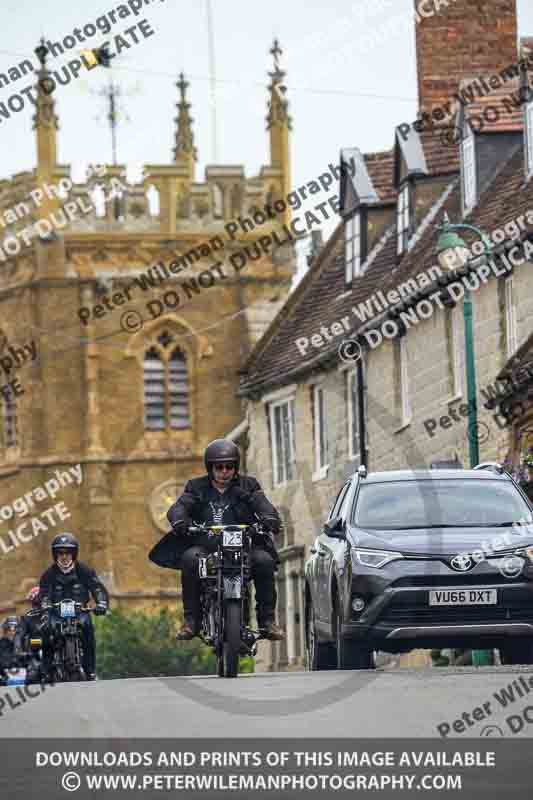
[143,331,190,431]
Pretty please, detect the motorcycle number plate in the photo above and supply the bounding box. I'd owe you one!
[60,601,76,618]
[6,669,26,686]
[223,530,243,547]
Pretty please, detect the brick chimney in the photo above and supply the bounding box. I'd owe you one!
[416,0,518,114]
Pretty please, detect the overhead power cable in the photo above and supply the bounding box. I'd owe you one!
[0,48,417,104]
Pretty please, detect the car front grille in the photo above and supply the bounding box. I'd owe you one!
[391,574,524,588]
[378,600,533,626]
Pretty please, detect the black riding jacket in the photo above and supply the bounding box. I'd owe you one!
[0,637,16,670]
[149,474,282,570]
[39,562,109,608]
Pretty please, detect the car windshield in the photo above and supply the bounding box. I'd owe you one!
[352,480,533,530]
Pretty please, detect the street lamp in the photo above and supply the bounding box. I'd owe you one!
[436,216,495,668]
[435,215,494,468]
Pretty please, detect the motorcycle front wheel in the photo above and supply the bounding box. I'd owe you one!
[223,600,241,678]
[64,638,84,682]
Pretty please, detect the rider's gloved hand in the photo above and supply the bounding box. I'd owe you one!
[171,520,188,537]
[258,514,280,534]
[94,604,108,616]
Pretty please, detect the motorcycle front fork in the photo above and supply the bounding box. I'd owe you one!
[200,594,258,651]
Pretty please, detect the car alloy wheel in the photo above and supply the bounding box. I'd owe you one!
[499,641,533,665]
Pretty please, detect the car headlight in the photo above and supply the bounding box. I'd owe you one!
[512,546,533,563]
[354,549,404,569]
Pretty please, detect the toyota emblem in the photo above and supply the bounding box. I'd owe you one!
[450,554,473,572]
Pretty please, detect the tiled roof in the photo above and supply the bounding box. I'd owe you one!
[419,127,461,175]
[375,142,531,309]
[240,133,533,397]
[461,77,523,133]
[394,127,460,182]
[239,220,397,394]
[364,150,395,203]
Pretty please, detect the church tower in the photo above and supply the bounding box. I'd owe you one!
[0,41,297,618]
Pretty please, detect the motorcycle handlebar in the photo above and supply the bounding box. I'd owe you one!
[45,602,96,613]
[186,522,269,537]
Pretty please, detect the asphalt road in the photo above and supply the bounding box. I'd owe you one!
[2,666,533,738]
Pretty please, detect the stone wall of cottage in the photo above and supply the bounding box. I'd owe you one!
[248,251,533,671]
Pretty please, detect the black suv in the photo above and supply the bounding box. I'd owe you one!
[304,466,533,670]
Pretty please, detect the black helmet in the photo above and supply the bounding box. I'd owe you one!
[51,533,79,561]
[204,439,240,473]
[2,615,18,632]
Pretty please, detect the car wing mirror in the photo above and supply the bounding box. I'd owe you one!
[323,516,346,539]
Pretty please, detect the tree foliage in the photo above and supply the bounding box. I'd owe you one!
[94,608,254,679]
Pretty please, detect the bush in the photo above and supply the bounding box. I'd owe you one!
[94,608,255,679]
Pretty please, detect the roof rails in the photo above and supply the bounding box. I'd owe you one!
[430,459,464,469]
[473,462,505,474]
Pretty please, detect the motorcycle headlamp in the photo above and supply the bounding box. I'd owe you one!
[354,549,404,569]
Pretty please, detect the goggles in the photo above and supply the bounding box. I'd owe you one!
[212,462,236,471]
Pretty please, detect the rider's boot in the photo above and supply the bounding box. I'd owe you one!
[176,616,199,641]
[257,608,285,641]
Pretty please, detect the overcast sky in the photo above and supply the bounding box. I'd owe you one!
[1,0,532,264]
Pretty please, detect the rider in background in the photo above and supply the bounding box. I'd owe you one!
[39,534,109,681]
[0,616,19,681]
[149,439,285,642]
[15,587,48,684]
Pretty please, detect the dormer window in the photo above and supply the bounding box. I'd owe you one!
[461,130,477,212]
[345,211,361,282]
[526,103,533,177]
[397,183,410,256]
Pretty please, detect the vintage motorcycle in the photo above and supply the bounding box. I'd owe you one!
[189,522,268,678]
[44,600,95,683]
[17,635,45,686]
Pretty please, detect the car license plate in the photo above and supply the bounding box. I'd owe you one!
[429,589,497,606]
[60,600,76,618]
[223,530,243,547]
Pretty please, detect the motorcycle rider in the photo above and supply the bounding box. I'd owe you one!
[149,439,285,642]
[15,587,48,684]
[39,534,109,681]
[0,616,19,682]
